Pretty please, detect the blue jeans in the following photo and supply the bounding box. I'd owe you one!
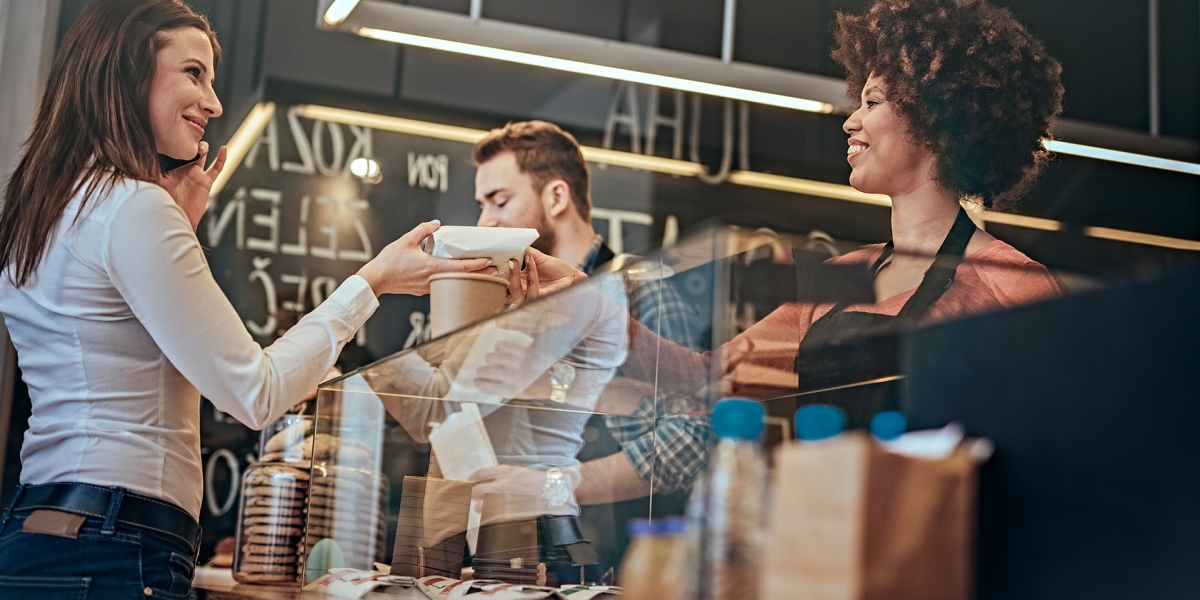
[0,485,198,600]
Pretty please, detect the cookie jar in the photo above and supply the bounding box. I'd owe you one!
[232,462,311,585]
[299,409,389,582]
[258,414,316,463]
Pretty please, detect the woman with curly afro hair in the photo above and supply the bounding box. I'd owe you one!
[782,0,1069,413]
[621,0,1072,428]
[598,0,1074,506]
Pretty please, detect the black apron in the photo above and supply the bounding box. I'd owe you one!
[791,207,977,428]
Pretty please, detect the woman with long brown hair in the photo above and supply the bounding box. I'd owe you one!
[0,0,568,596]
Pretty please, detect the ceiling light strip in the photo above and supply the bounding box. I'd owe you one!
[264,105,1200,252]
[978,210,1062,232]
[293,105,705,176]
[295,105,484,144]
[355,27,834,114]
[727,170,891,206]
[210,102,276,198]
[1044,140,1200,176]
[322,0,362,26]
[581,147,705,177]
[1083,226,1200,251]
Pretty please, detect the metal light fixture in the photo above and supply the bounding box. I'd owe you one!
[320,1,1200,179]
[320,1,842,115]
[1042,140,1200,176]
[209,101,276,197]
[321,0,360,26]
[355,27,833,114]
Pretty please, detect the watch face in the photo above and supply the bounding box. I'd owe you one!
[549,362,576,388]
[542,469,570,509]
[548,362,576,403]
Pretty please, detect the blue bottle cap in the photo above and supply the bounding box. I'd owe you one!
[654,517,688,536]
[795,405,846,441]
[712,399,765,440]
[627,518,653,537]
[871,411,907,441]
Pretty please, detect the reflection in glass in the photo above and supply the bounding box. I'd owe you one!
[303,224,1079,584]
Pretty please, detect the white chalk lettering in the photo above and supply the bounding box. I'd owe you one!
[280,195,310,256]
[338,198,374,262]
[206,187,246,248]
[342,125,373,178]
[310,276,338,308]
[245,189,282,254]
[408,153,449,192]
[312,120,345,177]
[282,106,316,175]
[280,272,308,313]
[245,257,278,337]
[310,196,338,260]
[244,116,280,171]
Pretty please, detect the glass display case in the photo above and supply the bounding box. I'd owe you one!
[298,221,1087,586]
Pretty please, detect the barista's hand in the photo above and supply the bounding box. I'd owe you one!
[504,248,587,306]
[160,142,226,230]
[356,221,492,297]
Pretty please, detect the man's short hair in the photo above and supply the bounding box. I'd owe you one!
[473,120,591,221]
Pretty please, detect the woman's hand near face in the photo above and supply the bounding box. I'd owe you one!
[356,221,492,297]
[159,142,226,230]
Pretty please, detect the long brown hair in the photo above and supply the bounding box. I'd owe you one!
[0,0,221,287]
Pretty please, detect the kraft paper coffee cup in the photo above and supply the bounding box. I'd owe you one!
[429,273,508,338]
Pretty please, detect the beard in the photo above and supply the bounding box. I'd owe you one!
[530,210,557,255]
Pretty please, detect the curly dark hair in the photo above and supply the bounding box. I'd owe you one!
[831,0,1064,210]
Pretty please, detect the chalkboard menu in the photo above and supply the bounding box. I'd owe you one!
[195,103,663,558]
[204,105,661,362]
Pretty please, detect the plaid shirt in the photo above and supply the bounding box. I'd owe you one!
[584,241,711,493]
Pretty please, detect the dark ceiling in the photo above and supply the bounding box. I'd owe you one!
[400,0,1200,141]
[51,0,1200,272]
[57,0,1200,141]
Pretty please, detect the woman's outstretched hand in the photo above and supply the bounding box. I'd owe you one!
[160,141,226,230]
[502,248,587,306]
[356,221,492,297]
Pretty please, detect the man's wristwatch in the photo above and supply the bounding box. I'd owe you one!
[548,361,576,404]
[542,467,570,510]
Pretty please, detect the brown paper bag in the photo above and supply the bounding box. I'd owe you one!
[391,476,472,578]
[762,433,981,600]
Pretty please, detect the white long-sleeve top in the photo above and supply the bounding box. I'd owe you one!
[0,178,378,519]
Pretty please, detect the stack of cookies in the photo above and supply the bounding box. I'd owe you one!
[233,464,311,584]
[237,416,386,585]
[261,430,374,467]
[304,464,389,572]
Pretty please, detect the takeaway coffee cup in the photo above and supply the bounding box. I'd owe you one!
[429,273,508,338]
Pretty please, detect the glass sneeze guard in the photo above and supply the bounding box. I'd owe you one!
[302,223,1087,585]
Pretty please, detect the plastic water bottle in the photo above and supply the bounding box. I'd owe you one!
[619,518,688,600]
[695,398,768,600]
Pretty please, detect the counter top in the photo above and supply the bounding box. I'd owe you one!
[192,567,426,599]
